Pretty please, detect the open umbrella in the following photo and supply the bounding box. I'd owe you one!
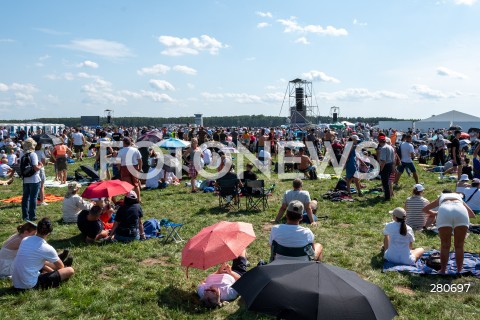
[233,261,398,320]
[159,138,190,149]
[32,133,62,145]
[460,132,470,139]
[449,126,462,131]
[181,221,255,270]
[137,130,163,143]
[81,180,134,199]
[329,122,345,129]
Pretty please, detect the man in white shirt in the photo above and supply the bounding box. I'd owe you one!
[274,179,316,224]
[71,128,86,161]
[270,200,323,262]
[12,218,74,289]
[117,138,142,202]
[395,134,419,185]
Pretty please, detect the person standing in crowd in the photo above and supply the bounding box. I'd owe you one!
[71,128,86,161]
[53,140,72,185]
[434,134,446,166]
[34,142,48,206]
[377,135,395,201]
[450,130,462,180]
[395,134,419,185]
[21,138,43,221]
[117,138,142,202]
[184,138,203,193]
[345,135,363,196]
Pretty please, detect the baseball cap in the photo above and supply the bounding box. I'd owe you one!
[459,174,469,181]
[413,184,425,192]
[389,207,406,219]
[287,200,304,214]
[126,190,138,199]
[378,135,386,142]
[351,135,359,141]
[472,178,480,185]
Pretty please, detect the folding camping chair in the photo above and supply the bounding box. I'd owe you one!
[269,240,315,263]
[244,180,269,211]
[161,220,184,244]
[217,179,240,210]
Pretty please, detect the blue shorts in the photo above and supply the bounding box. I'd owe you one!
[397,162,416,174]
[301,213,318,224]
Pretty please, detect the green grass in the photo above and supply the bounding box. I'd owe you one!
[0,157,479,320]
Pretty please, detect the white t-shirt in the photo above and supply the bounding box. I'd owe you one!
[197,273,238,301]
[202,149,212,165]
[0,163,10,177]
[12,236,59,289]
[383,221,415,265]
[400,142,414,163]
[269,224,314,261]
[146,167,161,189]
[258,150,271,164]
[23,152,41,184]
[7,153,17,165]
[72,132,84,146]
[282,189,311,208]
[62,195,93,223]
[117,147,142,166]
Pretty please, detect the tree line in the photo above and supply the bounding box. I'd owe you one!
[1,115,416,128]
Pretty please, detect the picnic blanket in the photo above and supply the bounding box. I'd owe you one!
[0,194,64,204]
[383,250,480,278]
[44,179,90,188]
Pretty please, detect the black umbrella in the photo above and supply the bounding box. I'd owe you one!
[32,133,62,145]
[79,165,100,181]
[232,261,397,320]
[448,126,462,131]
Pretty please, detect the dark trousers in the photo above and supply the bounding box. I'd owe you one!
[434,150,445,166]
[380,163,393,201]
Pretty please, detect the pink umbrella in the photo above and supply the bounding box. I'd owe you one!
[181,221,256,271]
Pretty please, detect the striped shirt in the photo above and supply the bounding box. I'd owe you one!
[405,196,430,231]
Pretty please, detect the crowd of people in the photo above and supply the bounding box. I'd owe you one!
[0,123,479,303]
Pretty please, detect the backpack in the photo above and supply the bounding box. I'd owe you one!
[143,218,161,238]
[20,151,36,178]
[334,179,348,191]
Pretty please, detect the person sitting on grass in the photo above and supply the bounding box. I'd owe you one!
[12,217,74,289]
[274,179,317,225]
[77,206,109,243]
[383,208,424,266]
[108,191,145,242]
[0,221,37,278]
[405,184,433,231]
[270,200,323,262]
[297,147,317,180]
[197,249,248,308]
[62,181,93,223]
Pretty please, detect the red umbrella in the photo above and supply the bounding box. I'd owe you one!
[181,221,256,271]
[137,130,163,143]
[460,132,470,139]
[81,180,134,199]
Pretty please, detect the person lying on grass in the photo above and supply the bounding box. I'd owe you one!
[197,249,247,308]
[383,207,424,266]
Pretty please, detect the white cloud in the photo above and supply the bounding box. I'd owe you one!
[140,90,174,102]
[44,94,60,105]
[14,92,35,107]
[353,18,367,26]
[77,60,99,69]
[201,92,267,104]
[245,57,256,61]
[158,35,227,56]
[10,83,39,93]
[0,38,15,43]
[411,84,461,100]
[295,37,310,45]
[39,55,50,61]
[80,76,127,105]
[302,70,340,83]
[0,83,8,92]
[277,17,348,36]
[173,65,197,75]
[318,88,408,101]
[57,39,133,59]
[34,28,69,36]
[257,22,271,28]
[256,11,273,18]
[454,0,477,5]
[264,92,285,102]
[120,90,143,99]
[265,85,277,90]
[436,66,467,79]
[187,83,195,89]
[149,79,176,91]
[137,64,170,75]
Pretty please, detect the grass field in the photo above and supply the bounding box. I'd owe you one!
[0,155,479,320]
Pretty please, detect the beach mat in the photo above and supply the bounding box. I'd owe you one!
[1,194,64,204]
[44,179,90,188]
[383,250,480,278]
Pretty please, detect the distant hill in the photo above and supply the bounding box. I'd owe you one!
[0,115,417,127]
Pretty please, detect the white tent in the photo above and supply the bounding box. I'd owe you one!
[415,110,480,132]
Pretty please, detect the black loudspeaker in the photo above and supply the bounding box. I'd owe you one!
[332,113,338,122]
[295,88,304,111]
[107,116,111,124]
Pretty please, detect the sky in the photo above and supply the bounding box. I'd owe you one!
[0,0,479,120]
